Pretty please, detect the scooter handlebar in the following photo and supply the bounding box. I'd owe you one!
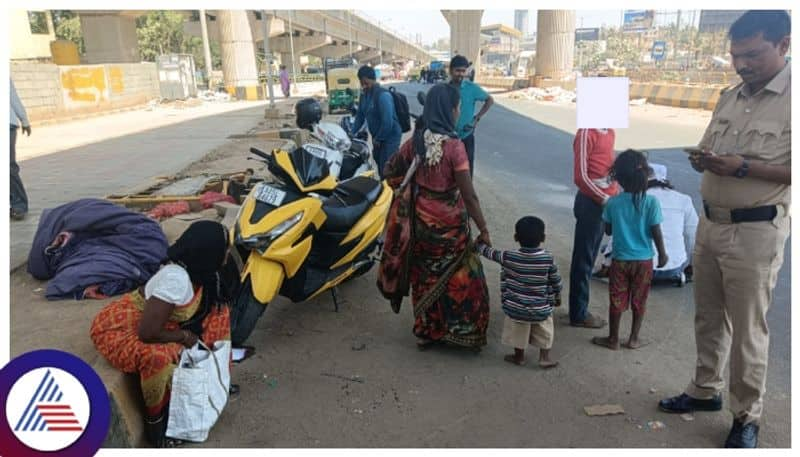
[249,147,272,160]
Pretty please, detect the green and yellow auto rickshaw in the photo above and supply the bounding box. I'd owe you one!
[326,67,360,114]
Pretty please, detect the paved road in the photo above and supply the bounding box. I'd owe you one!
[189,83,789,448]
[397,81,791,442]
[10,82,788,448]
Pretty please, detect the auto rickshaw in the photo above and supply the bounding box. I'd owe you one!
[326,67,360,114]
[407,67,421,82]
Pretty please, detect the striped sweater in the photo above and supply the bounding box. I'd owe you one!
[477,244,562,322]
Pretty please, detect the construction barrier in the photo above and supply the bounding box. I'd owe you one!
[260,73,324,84]
[629,82,725,111]
[476,76,529,91]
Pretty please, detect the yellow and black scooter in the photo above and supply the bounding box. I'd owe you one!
[229,128,391,345]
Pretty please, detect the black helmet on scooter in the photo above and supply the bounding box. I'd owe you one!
[295,98,322,131]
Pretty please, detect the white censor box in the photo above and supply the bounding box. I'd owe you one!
[576,77,630,129]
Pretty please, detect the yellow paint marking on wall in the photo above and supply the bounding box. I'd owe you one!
[61,67,108,103]
[109,66,125,94]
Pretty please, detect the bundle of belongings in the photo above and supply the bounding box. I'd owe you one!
[28,198,169,300]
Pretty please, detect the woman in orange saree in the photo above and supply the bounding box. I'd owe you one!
[91,221,234,447]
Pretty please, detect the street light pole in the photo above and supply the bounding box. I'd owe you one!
[262,10,275,108]
[288,14,298,94]
[199,10,213,87]
[348,10,353,59]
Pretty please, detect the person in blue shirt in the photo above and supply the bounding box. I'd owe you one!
[448,55,494,177]
[352,66,402,179]
[592,149,668,352]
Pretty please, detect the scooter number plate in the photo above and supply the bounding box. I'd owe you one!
[255,184,287,206]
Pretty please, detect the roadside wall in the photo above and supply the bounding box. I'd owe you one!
[11,62,160,124]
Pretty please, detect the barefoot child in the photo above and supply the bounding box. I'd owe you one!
[592,150,668,351]
[478,216,562,368]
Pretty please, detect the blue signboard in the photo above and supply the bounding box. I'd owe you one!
[651,41,667,61]
[623,10,655,32]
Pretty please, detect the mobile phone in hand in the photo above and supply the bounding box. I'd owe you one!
[684,147,715,156]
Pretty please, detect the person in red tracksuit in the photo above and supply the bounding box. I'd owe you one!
[568,128,619,328]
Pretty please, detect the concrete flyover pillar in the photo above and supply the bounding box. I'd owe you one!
[535,10,576,81]
[218,10,261,100]
[79,12,139,64]
[441,10,483,79]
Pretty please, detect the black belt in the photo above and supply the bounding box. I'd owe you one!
[703,202,778,224]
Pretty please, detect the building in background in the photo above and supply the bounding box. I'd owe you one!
[514,10,530,38]
[698,10,746,32]
[480,24,522,71]
[10,10,56,61]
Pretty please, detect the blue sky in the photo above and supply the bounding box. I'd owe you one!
[360,10,701,45]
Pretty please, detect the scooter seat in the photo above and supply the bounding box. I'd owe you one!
[322,177,382,232]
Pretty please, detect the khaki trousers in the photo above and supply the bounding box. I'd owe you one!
[686,213,789,424]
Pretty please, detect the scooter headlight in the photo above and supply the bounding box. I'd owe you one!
[239,211,304,253]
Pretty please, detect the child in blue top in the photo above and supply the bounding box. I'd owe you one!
[592,149,668,351]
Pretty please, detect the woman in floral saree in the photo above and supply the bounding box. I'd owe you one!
[378,83,492,350]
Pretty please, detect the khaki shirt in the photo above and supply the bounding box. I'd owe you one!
[699,63,791,209]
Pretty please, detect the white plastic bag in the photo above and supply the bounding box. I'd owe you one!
[165,340,231,442]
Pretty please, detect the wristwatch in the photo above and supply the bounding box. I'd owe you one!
[734,158,750,178]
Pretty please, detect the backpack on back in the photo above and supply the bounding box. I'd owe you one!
[373,86,411,133]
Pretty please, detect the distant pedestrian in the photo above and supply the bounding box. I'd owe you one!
[352,65,402,178]
[449,55,494,176]
[10,79,30,221]
[420,67,426,84]
[478,216,562,368]
[591,150,667,351]
[568,128,619,328]
[279,65,290,98]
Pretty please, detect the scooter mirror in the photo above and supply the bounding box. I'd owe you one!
[417,91,425,106]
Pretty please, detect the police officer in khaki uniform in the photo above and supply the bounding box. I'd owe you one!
[659,11,791,448]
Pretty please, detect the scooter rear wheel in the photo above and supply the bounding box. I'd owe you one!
[230,278,268,346]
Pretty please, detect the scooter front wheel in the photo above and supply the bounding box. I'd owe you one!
[230,278,268,346]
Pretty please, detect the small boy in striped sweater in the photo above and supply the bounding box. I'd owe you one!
[477,216,562,368]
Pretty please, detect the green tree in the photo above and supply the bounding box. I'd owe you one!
[182,35,221,71]
[604,33,640,68]
[136,11,186,61]
[51,10,84,54]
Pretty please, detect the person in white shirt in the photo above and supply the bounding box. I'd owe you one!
[647,163,698,283]
[10,79,31,220]
[595,163,698,285]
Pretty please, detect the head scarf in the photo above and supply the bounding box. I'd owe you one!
[413,83,460,166]
[167,220,230,317]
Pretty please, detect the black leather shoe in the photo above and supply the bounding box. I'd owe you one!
[658,393,722,413]
[725,419,759,448]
